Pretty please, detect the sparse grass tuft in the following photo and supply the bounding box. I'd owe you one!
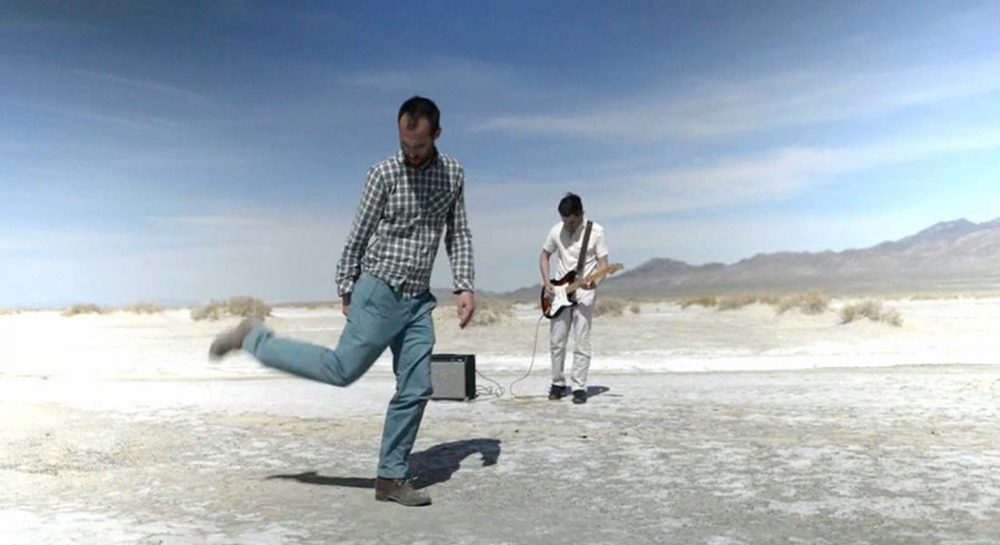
[122,302,165,314]
[467,298,514,327]
[883,309,904,327]
[62,304,105,317]
[191,296,272,321]
[682,292,831,316]
[300,301,340,310]
[717,293,762,311]
[776,292,829,315]
[680,295,717,309]
[840,299,903,327]
[594,297,627,317]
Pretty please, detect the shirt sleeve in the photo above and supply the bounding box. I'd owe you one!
[594,225,609,259]
[335,167,388,296]
[445,168,475,293]
[542,225,558,253]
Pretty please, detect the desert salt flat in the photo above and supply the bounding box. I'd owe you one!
[2,298,1000,544]
[7,297,1000,380]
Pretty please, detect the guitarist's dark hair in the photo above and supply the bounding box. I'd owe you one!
[558,193,583,217]
[398,96,441,132]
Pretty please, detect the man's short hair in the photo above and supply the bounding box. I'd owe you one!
[398,96,441,132]
[558,193,583,217]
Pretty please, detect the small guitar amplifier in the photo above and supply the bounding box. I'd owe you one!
[430,354,476,401]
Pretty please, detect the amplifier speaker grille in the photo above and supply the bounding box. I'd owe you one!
[429,354,476,401]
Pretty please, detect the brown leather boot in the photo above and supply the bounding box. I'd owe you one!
[208,316,263,361]
[375,478,431,506]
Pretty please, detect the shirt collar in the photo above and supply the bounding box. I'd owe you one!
[564,217,588,236]
[396,148,440,172]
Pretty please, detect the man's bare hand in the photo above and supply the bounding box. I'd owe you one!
[457,291,475,329]
[543,281,556,297]
[341,293,352,317]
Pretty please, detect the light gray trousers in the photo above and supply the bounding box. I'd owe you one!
[549,289,595,392]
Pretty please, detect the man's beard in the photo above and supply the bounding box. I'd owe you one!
[403,147,435,168]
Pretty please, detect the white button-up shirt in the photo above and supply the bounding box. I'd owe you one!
[542,218,609,280]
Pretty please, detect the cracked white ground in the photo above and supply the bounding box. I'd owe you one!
[3,298,999,544]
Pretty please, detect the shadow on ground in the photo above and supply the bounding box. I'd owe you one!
[586,385,612,397]
[266,438,501,490]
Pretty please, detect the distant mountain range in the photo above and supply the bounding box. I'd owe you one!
[500,217,1000,299]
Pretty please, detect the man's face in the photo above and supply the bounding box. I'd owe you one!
[399,114,440,167]
[561,213,584,233]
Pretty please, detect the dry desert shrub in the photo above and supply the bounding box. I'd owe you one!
[908,293,948,301]
[61,304,106,317]
[0,308,19,316]
[882,309,903,327]
[840,300,903,327]
[716,293,762,311]
[594,297,627,317]
[629,301,641,314]
[682,292,830,316]
[680,295,718,309]
[122,302,165,314]
[776,292,829,315]
[467,297,514,327]
[191,296,272,321]
[759,294,782,306]
[300,301,340,310]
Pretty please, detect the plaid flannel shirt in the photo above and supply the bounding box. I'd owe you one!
[335,150,475,297]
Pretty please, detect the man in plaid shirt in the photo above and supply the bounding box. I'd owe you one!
[209,96,476,506]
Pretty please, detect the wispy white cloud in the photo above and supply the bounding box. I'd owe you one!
[453,126,1000,289]
[153,215,285,230]
[467,127,1000,221]
[0,68,208,137]
[338,57,522,93]
[0,209,355,305]
[20,101,182,133]
[605,207,988,268]
[0,19,99,34]
[476,55,1000,141]
[71,69,210,104]
[474,130,1000,221]
[5,124,997,302]
[597,130,1000,217]
[146,210,354,255]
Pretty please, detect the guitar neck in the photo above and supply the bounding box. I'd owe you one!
[566,269,611,294]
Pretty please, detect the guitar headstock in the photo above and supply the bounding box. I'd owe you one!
[566,263,626,294]
[581,263,625,285]
[593,263,624,279]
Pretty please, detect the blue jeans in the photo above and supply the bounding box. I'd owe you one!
[242,274,436,480]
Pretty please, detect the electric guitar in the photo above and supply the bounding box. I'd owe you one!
[540,263,624,319]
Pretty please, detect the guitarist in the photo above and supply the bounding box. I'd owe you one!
[539,193,609,404]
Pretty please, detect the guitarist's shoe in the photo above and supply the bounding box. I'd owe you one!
[572,389,588,404]
[548,383,569,400]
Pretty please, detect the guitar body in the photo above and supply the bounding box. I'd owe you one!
[538,263,624,319]
[540,271,577,319]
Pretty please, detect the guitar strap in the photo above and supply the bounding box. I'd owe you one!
[575,220,593,279]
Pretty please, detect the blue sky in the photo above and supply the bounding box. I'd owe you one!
[3,1,1000,307]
